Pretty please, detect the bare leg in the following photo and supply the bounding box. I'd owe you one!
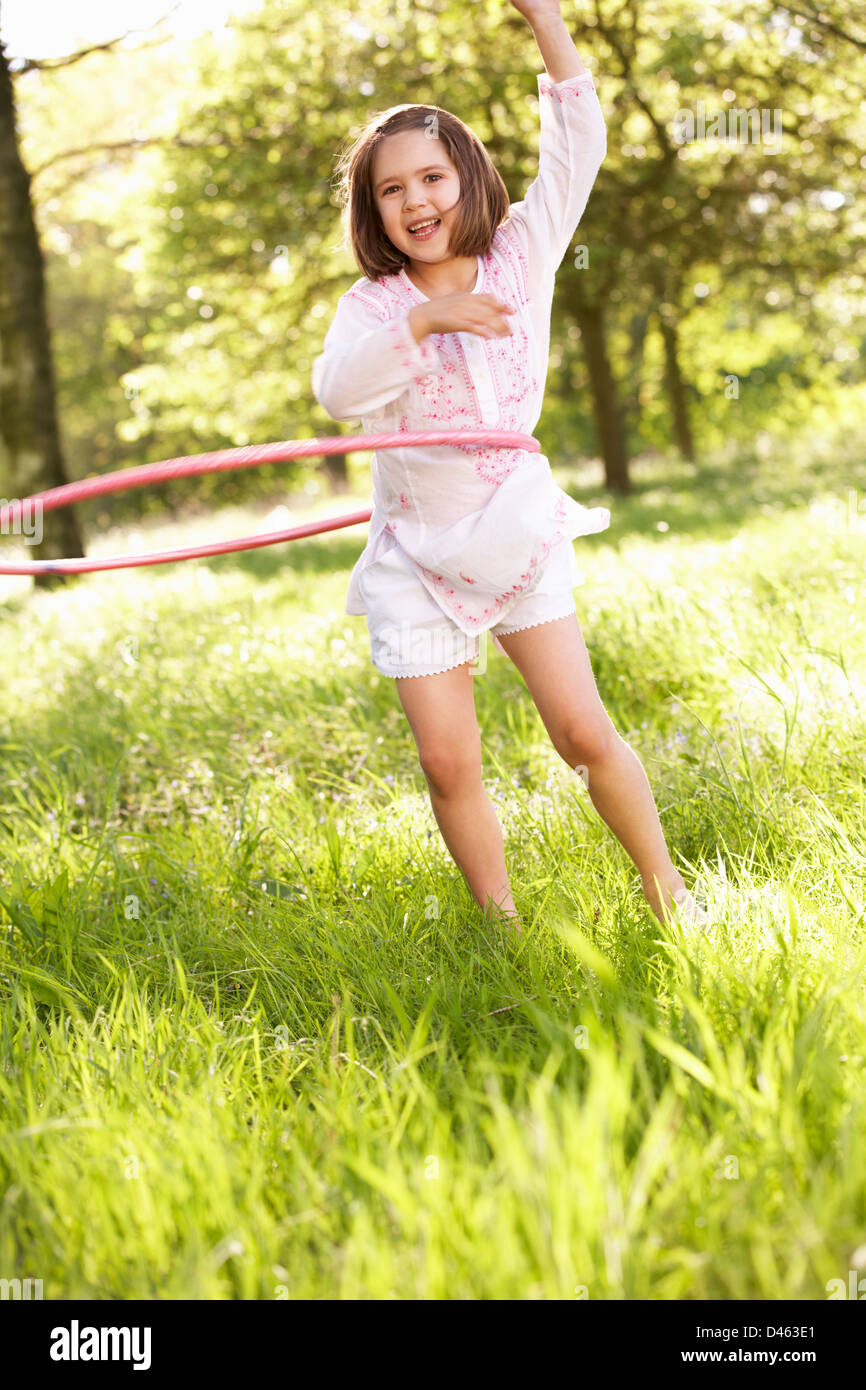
[495,614,687,923]
[395,662,523,935]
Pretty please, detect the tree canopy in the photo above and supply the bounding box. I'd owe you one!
[1,0,863,551]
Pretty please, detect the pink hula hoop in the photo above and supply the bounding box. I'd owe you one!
[0,429,540,576]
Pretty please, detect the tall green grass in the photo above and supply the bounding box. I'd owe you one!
[1,434,864,1298]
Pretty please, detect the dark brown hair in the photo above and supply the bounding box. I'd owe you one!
[333,103,510,282]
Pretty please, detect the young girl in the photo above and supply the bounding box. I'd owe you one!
[312,0,706,934]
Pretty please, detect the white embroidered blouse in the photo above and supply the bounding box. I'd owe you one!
[311,68,611,637]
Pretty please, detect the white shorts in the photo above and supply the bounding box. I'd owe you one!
[357,537,583,679]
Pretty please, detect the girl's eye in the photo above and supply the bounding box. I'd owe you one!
[382,173,443,195]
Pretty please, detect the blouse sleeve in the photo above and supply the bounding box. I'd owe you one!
[505,69,606,289]
[311,289,445,423]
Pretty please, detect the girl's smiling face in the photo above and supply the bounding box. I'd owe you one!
[372,129,461,263]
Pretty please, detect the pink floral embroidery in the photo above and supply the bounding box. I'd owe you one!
[399,492,411,510]
[494,220,531,301]
[384,315,439,380]
[344,286,389,319]
[539,73,593,103]
[466,447,517,485]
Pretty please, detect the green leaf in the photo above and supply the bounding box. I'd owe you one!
[3,959,88,1013]
[550,919,619,988]
[0,888,43,950]
[324,819,342,877]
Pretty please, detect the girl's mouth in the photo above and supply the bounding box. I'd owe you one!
[407,218,441,241]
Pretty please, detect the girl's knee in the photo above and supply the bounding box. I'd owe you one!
[418,742,482,797]
[556,713,619,769]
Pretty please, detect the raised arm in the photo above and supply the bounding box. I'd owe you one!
[508,0,587,83]
[505,0,606,279]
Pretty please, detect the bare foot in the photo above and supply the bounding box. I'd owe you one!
[641,871,688,923]
[670,887,708,930]
[485,905,524,938]
[642,872,707,930]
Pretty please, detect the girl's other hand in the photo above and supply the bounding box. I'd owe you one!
[417,293,517,340]
[507,0,563,21]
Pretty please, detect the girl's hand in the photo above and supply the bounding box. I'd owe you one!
[507,0,563,22]
[412,293,516,340]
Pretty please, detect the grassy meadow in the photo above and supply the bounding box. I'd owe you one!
[1,425,865,1300]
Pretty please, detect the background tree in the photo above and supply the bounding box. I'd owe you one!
[1,0,863,556]
[0,3,185,579]
[0,24,84,578]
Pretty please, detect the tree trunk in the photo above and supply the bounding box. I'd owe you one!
[0,36,84,585]
[317,418,354,492]
[574,301,631,494]
[317,453,349,493]
[658,312,695,462]
[623,307,649,441]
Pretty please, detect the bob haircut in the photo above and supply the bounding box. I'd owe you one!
[333,103,510,283]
